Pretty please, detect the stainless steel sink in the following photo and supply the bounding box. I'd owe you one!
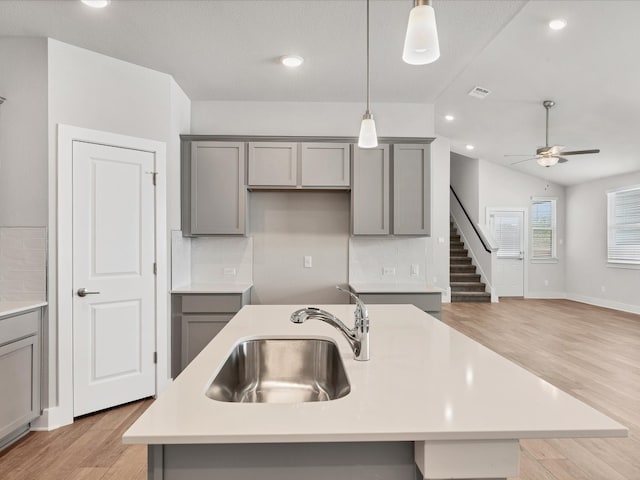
[205,338,351,403]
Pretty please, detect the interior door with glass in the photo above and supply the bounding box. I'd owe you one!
[488,209,525,297]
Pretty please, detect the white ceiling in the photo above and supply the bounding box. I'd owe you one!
[1,0,638,186]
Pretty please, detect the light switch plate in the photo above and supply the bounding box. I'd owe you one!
[223,267,236,276]
[304,256,312,268]
[411,264,419,276]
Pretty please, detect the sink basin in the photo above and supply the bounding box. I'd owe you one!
[205,338,351,403]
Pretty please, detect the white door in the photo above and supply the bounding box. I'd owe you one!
[72,141,156,417]
[488,209,525,297]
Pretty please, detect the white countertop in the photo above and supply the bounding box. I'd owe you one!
[349,283,444,294]
[123,304,626,445]
[171,283,253,294]
[0,301,47,318]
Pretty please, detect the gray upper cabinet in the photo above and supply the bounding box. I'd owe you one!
[300,143,350,187]
[352,143,431,236]
[393,144,431,236]
[248,142,298,187]
[351,145,390,235]
[182,141,247,236]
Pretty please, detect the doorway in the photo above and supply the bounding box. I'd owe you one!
[487,208,526,297]
[49,125,167,428]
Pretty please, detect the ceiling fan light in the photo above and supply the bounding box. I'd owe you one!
[402,3,440,65]
[358,112,378,148]
[536,156,559,167]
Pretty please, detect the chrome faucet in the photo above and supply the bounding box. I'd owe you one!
[290,286,370,361]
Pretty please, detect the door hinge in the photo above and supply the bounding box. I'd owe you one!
[153,352,157,364]
[153,262,157,275]
[145,171,158,186]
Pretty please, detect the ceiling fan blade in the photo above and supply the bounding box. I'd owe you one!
[504,154,534,157]
[557,157,569,163]
[562,149,600,155]
[510,157,536,166]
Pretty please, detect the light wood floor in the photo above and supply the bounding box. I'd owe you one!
[441,298,640,480]
[1,299,638,479]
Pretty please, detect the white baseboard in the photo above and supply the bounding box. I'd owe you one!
[30,407,72,431]
[566,293,640,315]
[525,291,568,299]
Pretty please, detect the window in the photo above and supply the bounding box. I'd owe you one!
[607,185,640,265]
[531,198,556,261]
[488,210,523,259]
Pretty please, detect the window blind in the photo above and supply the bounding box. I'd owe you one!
[531,199,555,259]
[608,186,640,264]
[491,214,522,258]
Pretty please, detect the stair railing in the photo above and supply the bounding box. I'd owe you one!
[450,186,499,302]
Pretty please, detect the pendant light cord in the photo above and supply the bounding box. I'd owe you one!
[366,0,371,113]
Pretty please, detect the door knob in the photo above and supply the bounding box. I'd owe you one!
[77,288,100,297]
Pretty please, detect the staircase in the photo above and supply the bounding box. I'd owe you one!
[450,221,491,303]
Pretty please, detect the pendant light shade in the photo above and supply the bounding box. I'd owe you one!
[358,0,378,148]
[358,112,378,148]
[402,0,440,65]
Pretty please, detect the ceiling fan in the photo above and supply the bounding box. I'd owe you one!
[506,100,600,167]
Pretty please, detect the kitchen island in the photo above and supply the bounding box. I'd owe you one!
[123,304,626,480]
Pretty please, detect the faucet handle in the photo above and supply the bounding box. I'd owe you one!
[335,286,368,320]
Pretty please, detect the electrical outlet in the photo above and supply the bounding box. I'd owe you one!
[411,264,419,276]
[601,285,606,293]
[383,267,396,276]
[544,279,549,286]
[304,256,312,268]
[223,267,236,276]
[438,237,445,244]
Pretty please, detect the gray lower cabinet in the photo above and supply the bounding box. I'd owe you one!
[355,292,442,320]
[181,141,247,236]
[0,309,41,449]
[352,143,431,236]
[172,292,250,374]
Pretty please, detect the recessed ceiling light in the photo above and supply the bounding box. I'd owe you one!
[280,55,304,68]
[81,0,110,7]
[465,144,475,150]
[549,18,567,30]
[444,114,455,121]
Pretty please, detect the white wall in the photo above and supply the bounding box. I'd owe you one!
[478,159,566,298]
[0,37,48,226]
[565,171,640,314]
[450,152,480,223]
[451,155,567,298]
[46,39,190,410]
[192,101,434,137]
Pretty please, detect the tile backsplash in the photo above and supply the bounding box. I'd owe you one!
[349,237,428,285]
[0,227,47,301]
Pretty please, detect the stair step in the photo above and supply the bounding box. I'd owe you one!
[450,242,464,249]
[450,234,461,242]
[450,249,469,257]
[451,292,491,303]
[450,272,481,282]
[450,282,487,292]
[450,264,476,273]
[451,257,472,265]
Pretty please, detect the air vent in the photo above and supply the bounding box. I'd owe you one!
[468,86,491,99]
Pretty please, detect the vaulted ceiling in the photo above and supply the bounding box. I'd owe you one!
[1,0,638,186]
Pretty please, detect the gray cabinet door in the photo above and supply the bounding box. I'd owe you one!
[181,314,234,369]
[0,334,40,442]
[248,142,298,186]
[393,144,431,235]
[351,145,390,235]
[300,143,350,187]
[188,141,246,235]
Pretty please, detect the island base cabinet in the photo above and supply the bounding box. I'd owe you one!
[415,439,518,479]
[148,442,420,480]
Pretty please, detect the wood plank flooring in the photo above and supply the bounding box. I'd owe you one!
[440,298,640,480]
[0,299,638,479]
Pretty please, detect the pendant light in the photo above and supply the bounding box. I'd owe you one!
[358,0,378,148]
[402,0,440,65]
